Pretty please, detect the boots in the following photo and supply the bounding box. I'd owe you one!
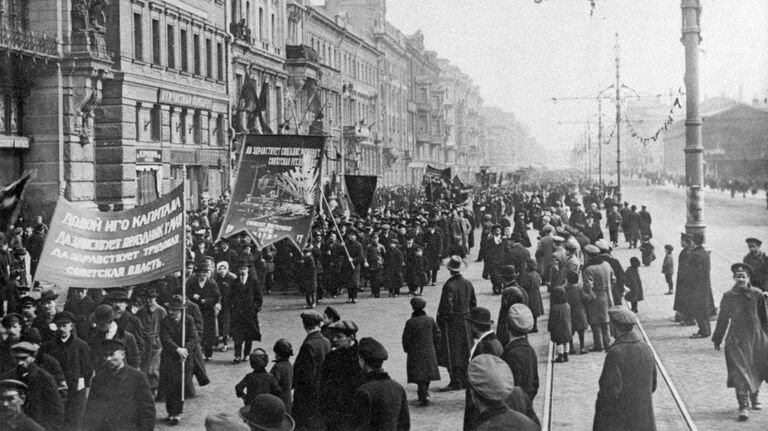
[750,391,762,410]
[563,352,569,362]
[737,390,750,421]
[554,354,565,363]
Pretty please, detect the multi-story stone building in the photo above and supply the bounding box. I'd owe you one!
[438,58,484,181]
[0,0,61,219]
[323,0,411,186]
[406,30,444,183]
[285,0,380,184]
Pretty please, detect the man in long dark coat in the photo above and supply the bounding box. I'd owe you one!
[593,308,656,431]
[639,205,653,239]
[483,225,508,294]
[342,230,368,304]
[293,311,331,431]
[712,263,768,421]
[436,256,476,391]
[158,295,198,425]
[185,263,220,360]
[423,222,443,286]
[685,232,715,338]
[229,261,263,362]
[84,339,155,431]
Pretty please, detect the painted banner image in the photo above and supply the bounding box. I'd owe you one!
[219,135,324,249]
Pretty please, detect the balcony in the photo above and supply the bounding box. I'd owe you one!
[285,45,321,81]
[0,26,59,60]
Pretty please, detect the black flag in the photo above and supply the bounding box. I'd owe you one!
[0,172,31,231]
[345,175,378,216]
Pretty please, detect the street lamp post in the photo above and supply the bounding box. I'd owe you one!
[681,0,705,240]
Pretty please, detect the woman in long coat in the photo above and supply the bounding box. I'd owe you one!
[229,261,264,362]
[712,263,768,419]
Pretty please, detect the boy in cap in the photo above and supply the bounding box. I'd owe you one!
[353,337,410,430]
[235,348,281,407]
[712,263,768,421]
[500,304,539,402]
[270,339,293,413]
[402,297,441,406]
[466,355,539,431]
[594,307,656,430]
[661,244,675,295]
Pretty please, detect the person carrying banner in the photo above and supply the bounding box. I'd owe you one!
[341,230,367,304]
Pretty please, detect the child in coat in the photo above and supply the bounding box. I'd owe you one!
[402,296,441,406]
[407,246,428,296]
[563,271,589,354]
[639,236,656,266]
[235,348,281,407]
[548,285,572,363]
[270,339,294,413]
[661,244,674,295]
[624,257,644,313]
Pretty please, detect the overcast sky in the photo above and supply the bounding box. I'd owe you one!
[315,1,768,164]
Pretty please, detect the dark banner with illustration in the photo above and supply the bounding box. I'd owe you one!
[35,185,185,289]
[345,175,377,216]
[219,134,324,250]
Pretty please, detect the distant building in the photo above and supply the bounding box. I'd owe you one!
[663,97,768,180]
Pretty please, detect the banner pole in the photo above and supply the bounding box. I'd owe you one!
[322,191,353,268]
[181,165,187,403]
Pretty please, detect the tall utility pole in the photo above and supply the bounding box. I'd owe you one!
[614,32,622,203]
[598,98,603,189]
[586,125,592,180]
[682,0,705,240]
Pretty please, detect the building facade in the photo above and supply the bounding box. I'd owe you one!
[9,0,510,221]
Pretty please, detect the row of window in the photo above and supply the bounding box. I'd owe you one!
[133,12,225,82]
[138,103,226,147]
[0,91,22,136]
[308,35,377,87]
[230,0,280,44]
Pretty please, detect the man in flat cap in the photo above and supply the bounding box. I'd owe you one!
[353,337,410,430]
[84,338,156,431]
[41,311,92,430]
[466,355,538,431]
[0,379,45,431]
[712,263,768,421]
[743,238,767,291]
[319,320,365,430]
[501,304,539,403]
[292,311,331,431]
[158,295,198,425]
[593,307,656,431]
[0,342,63,430]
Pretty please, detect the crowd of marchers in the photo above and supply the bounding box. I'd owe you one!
[1,173,768,430]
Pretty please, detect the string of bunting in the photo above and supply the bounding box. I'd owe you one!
[624,88,684,146]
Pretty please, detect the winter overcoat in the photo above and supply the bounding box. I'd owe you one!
[583,256,615,325]
[402,310,441,383]
[436,274,476,370]
[593,330,657,431]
